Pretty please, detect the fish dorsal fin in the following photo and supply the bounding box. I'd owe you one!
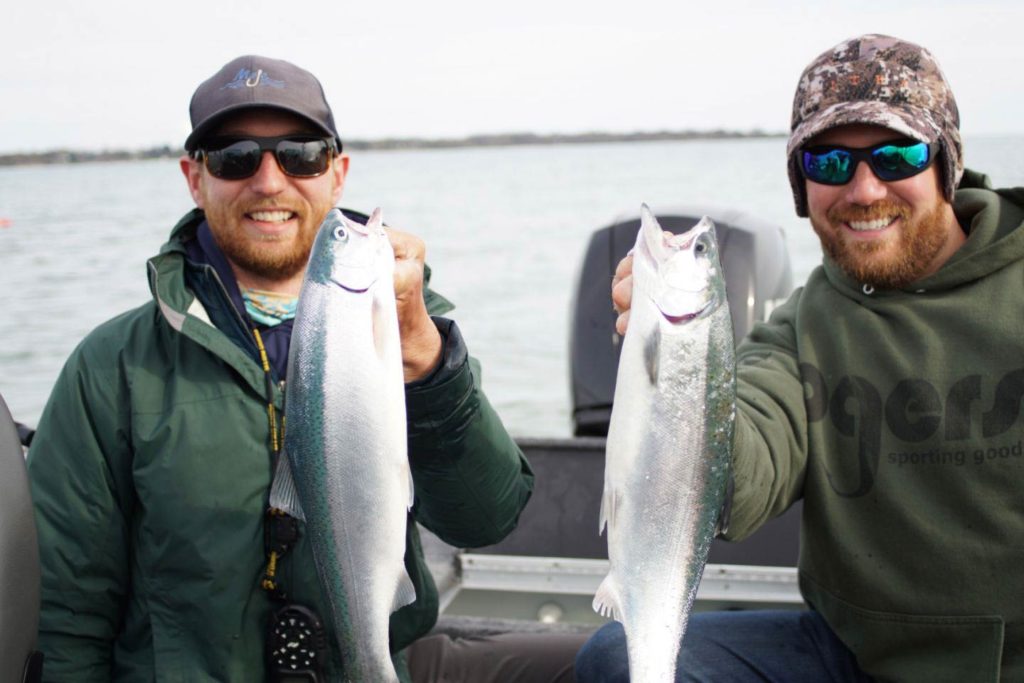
[392,569,417,613]
[267,451,306,522]
[592,574,623,622]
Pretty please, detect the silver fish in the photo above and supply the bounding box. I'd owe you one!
[270,207,415,682]
[594,204,734,681]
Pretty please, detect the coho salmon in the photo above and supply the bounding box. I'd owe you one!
[270,207,415,682]
[594,204,735,681]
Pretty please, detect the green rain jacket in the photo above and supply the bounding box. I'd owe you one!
[725,171,1024,682]
[28,210,534,682]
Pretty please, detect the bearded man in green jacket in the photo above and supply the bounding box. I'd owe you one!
[27,56,535,682]
[576,34,1024,682]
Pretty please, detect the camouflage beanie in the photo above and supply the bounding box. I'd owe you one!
[786,34,963,217]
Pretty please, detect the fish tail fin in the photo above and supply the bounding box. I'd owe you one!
[267,451,306,521]
[593,575,623,622]
[392,570,417,613]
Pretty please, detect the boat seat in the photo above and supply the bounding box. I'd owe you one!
[0,392,43,682]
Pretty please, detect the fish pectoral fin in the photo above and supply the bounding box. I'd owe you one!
[643,325,660,384]
[598,485,619,535]
[392,571,417,613]
[372,293,390,360]
[267,451,306,521]
[592,575,623,621]
[406,468,415,511]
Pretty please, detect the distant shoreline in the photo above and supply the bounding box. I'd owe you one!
[0,129,785,167]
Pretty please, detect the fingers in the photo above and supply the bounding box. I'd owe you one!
[385,226,426,299]
[386,225,425,262]
[612,273,633,312]
[615,309,631,336]
[383,225,443,382]
[611,253,636,335]
[612,253,633,289]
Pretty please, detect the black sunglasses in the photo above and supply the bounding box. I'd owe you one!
[194,135,338,180]
[800,140,940,185]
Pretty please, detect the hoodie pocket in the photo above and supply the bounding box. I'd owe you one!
[803,576,1004,683]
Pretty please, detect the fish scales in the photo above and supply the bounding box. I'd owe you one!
[276,207,416,682]
[595,204,735,682]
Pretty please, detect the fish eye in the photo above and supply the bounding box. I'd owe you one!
[332,226,348,240]
[694,240,707,254]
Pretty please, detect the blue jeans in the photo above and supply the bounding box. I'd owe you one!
[574,609,874,682]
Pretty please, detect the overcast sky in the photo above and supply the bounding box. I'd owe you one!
[3,0,1021,154]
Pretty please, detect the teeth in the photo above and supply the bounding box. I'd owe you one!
[848,217,895,231]
[249,210,293,222]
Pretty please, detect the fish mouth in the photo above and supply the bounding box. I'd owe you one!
[661,310,701,324]
[655,289,715,323]
[328,261,379,293]
[660,301,710,324]
[336,282,370,293]
[331,275,375,294]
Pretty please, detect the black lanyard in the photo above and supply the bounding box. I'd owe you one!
[253,328,297,600]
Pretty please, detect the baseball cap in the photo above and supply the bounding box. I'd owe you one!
[184,55,342,152]
[786,34,963,217]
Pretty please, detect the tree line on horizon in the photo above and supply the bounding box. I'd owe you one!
[0,129,785,167]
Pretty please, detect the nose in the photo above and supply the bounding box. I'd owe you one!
[844,159,888,206]
[248,150,287,195]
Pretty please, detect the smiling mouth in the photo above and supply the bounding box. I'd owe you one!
[846,216,898,232]
[247,210,296,223]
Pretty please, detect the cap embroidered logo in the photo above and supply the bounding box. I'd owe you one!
[221,68,285,90]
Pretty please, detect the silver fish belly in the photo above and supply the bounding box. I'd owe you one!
[272,207,416,682]
[594,204,735,682]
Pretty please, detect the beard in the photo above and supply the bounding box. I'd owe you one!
[214,217,317,281]
[812,197,951,289]
[202,200,326,282]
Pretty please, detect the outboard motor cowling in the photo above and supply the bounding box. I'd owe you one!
[569,206,793,436]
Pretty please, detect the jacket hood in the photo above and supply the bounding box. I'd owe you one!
[146,209,207,328]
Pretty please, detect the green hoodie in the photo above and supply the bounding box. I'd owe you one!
[28,211,534,682]
[725,170,1024,681]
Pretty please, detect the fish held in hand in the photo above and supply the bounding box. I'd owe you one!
[594,204,735,681]
[270,207,415,682]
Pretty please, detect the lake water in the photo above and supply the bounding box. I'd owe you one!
[2,137,1023,437]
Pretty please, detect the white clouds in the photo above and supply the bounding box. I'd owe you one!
[2,0,1021,153]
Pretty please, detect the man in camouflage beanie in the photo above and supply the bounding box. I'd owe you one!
[577,34,1024,682]
[785,34,968,290]
[786,34,964,218]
